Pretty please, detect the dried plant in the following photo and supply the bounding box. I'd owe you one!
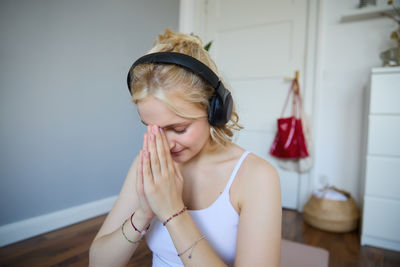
[382,0,400,47]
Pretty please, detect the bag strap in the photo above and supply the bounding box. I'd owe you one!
[280,80,295,117]
[293,79,304,119]
[281,77,304,118]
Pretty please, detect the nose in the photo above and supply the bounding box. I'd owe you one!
[164,131,176,151]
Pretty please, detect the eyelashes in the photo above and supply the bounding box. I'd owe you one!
[174,129,187,134]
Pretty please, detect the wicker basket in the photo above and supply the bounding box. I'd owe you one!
[303,187,360,233]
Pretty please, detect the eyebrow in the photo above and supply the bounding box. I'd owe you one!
[140,120,189,129]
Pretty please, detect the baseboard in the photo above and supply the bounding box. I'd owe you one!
[361,235,400,252]
[0,195,117,247]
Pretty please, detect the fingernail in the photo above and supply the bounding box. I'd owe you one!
[152,125,158,134]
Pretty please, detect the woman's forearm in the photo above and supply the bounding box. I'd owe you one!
[165,211,227,267]
[89,210,151,267]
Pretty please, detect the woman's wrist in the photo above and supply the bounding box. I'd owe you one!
[162,206,188,226]
[132,209,153,230]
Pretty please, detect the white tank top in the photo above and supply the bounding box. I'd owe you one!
[145,151,251,267]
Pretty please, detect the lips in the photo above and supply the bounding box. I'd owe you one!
[171,149,184,155]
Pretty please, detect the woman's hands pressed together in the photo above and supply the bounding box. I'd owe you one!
[137,125,185,223]
[135,131,155,222]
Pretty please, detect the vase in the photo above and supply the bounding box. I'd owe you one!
[380,47,400,67]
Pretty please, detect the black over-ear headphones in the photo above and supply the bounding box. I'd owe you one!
[126,52,233,126]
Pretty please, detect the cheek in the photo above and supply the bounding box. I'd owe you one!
[185,125,209,145]
[173,130,204,147]
[179,133,199,146]
[168,121,209,148]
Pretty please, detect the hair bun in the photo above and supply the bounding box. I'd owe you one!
[154,28,203,51]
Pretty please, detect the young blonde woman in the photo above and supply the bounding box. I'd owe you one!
[89,29,282,267]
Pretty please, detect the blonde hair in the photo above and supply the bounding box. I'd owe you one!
[129,28,243,149]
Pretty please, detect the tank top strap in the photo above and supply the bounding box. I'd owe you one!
[224,150,251,192]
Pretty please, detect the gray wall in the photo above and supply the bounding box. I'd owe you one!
[0,0,179,226]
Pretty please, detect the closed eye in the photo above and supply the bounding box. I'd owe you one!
[174,129,187,134]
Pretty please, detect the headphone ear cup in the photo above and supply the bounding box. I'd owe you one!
[208,94,230,126]
[208,95,218,126]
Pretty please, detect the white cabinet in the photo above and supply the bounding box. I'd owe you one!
[361,67,400,251]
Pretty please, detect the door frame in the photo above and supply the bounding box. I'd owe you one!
[179,0,324,211]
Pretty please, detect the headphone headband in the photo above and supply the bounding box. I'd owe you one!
[126,52,233,126]
[127,52,221,92]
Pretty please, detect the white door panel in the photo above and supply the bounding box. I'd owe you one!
[235,130,273,158]
[230,79,292,131]
[278,169,300,208]
[215,22,293,78]
[206,0,308,209]
[214,0,306,29]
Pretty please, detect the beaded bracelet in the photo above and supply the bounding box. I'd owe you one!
[163,206,188,226]
[121,219,142,244]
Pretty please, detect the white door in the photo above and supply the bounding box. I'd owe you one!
[204,0,309,209]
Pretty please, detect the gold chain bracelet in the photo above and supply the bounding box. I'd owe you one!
[121,219,142,244]
[177,235,205,259]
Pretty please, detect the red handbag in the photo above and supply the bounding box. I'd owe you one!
[270,78,309,159]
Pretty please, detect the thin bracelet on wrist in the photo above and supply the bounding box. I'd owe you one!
[130,212,150,236]
[121,219,142,244]
[178,235,206,259]
[163,206,187,226]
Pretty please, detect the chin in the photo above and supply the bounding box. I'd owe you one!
[171,149,186,162]
[172,155,189,164]
[172,158,185,163]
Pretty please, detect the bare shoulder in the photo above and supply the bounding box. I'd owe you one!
[236,152,281,208]
[241,153,280,189]
[245,153,278,177]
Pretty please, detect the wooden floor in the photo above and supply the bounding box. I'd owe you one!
[1,209,399,267]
